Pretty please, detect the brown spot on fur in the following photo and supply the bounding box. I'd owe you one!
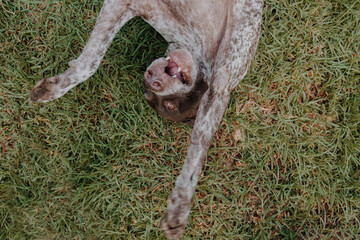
[30,79,51,102]
[30,85,47,101]
[49,76,60,84]
[60,77,71,88]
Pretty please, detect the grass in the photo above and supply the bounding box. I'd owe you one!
[0,0,359,239]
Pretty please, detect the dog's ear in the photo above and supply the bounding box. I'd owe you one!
[194,72,208,96]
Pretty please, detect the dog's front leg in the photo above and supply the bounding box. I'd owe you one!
[161,70,232,239]
[30,0,134,102]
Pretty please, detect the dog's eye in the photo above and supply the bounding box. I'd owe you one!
[166,102,177,112]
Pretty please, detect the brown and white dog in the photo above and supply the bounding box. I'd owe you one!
[29,0,263,239]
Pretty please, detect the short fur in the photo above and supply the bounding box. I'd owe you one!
[29,1,263,239]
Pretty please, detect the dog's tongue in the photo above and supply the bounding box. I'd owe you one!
[166,61,179,75]
[165,61,184,82]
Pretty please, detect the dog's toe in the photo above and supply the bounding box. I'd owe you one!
[160,212,187,240]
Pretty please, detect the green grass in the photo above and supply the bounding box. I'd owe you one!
[0,0,359,239]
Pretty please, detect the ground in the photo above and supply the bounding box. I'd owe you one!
[0,0,359,239]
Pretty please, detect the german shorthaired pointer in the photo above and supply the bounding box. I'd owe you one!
[29,0,263,239]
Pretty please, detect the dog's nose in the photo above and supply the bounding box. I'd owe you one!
[144,70,163,91]
[144,70,153,80]
[150,80,162,90]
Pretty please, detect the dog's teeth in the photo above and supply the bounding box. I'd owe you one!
[172,75,177,78]
[178,67,182,72]
[166,56,171,61]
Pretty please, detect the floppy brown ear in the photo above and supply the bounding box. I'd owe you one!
[144,90,157,110]
[193,72,208,96]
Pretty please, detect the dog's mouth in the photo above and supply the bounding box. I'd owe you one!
[164,56,191,85]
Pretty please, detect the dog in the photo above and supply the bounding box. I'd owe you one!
[29,0,263,239]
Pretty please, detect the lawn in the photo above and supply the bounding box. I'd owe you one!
[0,0,359,239]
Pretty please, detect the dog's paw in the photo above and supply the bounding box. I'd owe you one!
[160,191,191,240]
[160,210,187,240]
[29,75,71,102]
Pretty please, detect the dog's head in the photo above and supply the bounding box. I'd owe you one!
[144,49,208,123]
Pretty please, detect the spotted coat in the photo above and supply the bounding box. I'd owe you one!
[29,1,263,239]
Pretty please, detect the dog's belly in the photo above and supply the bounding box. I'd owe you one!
[136,0,231,61]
